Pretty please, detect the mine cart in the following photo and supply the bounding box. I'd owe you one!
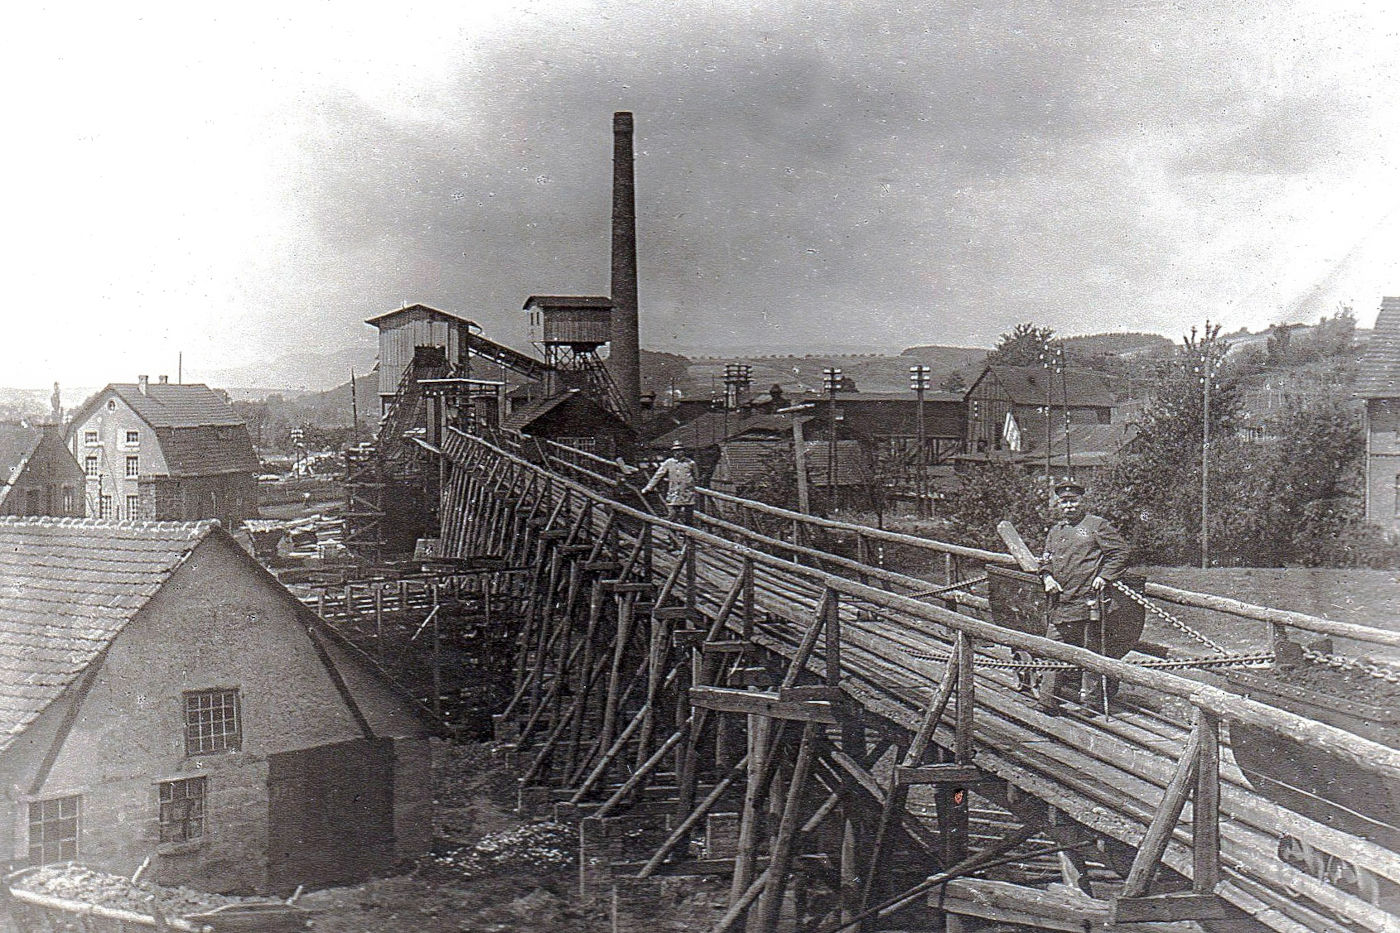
[986,564,1148,658]
[1227,663,1400,851]
[4,865,310,933]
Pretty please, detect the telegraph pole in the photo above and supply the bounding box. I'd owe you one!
[909,365,931,516]
[822,367,842,515]
[1199,323,1214,570]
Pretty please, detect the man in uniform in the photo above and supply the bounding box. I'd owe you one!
[1038,477,1129,715]
[642,441,699,540]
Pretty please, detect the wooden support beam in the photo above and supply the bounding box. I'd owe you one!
[1193,708,1221,894]
[1109,893,1231,924]
[638,754,750,879]
[1121,719,1204,898]
[690,686,839,724]
[754,720,820,932]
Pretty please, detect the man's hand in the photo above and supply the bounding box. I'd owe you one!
[1043,575,1063,595]
[1091,576,1108,591]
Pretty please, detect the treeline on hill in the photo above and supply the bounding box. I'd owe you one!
[943,310,1400,569]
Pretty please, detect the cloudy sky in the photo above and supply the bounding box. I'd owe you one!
[4,1,1398,390]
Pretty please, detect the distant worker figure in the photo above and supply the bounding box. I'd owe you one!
[642,441,699,533]
[1037,477,1129,715]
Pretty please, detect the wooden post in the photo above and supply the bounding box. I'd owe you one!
[732,713,771,904]
[754,720,819,932]
[431,584,442,722]
[374,585,384,657]
[1193,708,1220,893]
[1122,721,1204,898]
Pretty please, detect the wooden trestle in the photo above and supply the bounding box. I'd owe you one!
[439,427,1400,933]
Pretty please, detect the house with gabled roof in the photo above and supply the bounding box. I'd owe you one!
[963,365,1120,455]
[0,421,85,518]
[1355,296,1400,532]
[66,377,259,527]
[0,517,435,892]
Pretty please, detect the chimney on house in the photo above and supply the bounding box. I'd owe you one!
[609,111,641,424]
[158,375,169,384]
[138,375,149,395]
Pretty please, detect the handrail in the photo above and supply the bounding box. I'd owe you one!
[448,427,1400,781]
[698,486,1016,565]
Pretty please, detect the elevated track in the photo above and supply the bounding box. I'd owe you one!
[439,426,1400,932]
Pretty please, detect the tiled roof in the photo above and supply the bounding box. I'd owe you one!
[0,518,216,752]
[0,422,40,487]
[648,412,732,450]
[803,440,870,487]
[1355,297,1400,398]
[713,440,788,486]
[154,426,260,477]
[972,366,1119,408]
[71,383,245,429]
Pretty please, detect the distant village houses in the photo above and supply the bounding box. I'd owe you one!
[66,377,260,526]
[0,518,435,891]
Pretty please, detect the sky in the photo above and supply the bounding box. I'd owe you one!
[3,1,1398,391]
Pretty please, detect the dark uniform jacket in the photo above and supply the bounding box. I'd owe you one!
[1041,513,1129,623]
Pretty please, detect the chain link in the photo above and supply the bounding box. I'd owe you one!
[904,647,1275,672]
[908,575,989,599]
[1112,580,1229,656]
[1299,646,1400,685]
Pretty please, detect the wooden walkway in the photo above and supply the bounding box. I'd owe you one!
[438,426,1400,933]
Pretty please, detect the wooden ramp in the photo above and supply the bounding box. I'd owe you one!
[433,427,1400,933]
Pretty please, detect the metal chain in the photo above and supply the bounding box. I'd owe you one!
[1112,580,1228,656]
[905,647,1275,672]
[908,575,989,599]
[1299,645,1400,685]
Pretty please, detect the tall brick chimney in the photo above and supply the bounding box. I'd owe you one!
[609,111,641,423]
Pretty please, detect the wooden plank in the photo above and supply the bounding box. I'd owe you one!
[778,685,845,702]
[1122,721,1203,898]
[701,640,749,654]
[1110,894,1231,924]
[688,686,839,724]
[996,520,1040,572]
[893,764,983,786]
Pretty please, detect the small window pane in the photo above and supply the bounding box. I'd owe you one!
[126,430,139,444]
[28,795,80,864]
[84,456,98,477]
[184,689,241,755]
[158,778,206,843]
[126,456,140,477]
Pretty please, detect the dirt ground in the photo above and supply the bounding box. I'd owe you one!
[296,741,611,933]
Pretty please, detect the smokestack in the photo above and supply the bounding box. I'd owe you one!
[609,111,641,423]
[138,375,149,395]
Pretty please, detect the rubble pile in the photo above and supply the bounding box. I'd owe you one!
[11,864,252,919]
[422,821,574,880]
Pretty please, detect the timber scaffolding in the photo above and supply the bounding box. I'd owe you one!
[435,425,1400,933]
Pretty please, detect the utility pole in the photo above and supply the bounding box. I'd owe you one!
[909,365,931,517]
[1198,322,1216,570]
[1039,341,1054,506]
[350,369,360,445]
[822,367,842,515]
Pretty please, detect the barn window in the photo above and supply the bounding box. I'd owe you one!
[184,688,241,755]
[159,778,207,843]
[125,430,139,445]
[28,795,80,864]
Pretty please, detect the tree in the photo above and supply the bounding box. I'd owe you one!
[943,461,1048,552]
[986,323,1055,368]
[1097,323,1244,565]
[939,370,967,394]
